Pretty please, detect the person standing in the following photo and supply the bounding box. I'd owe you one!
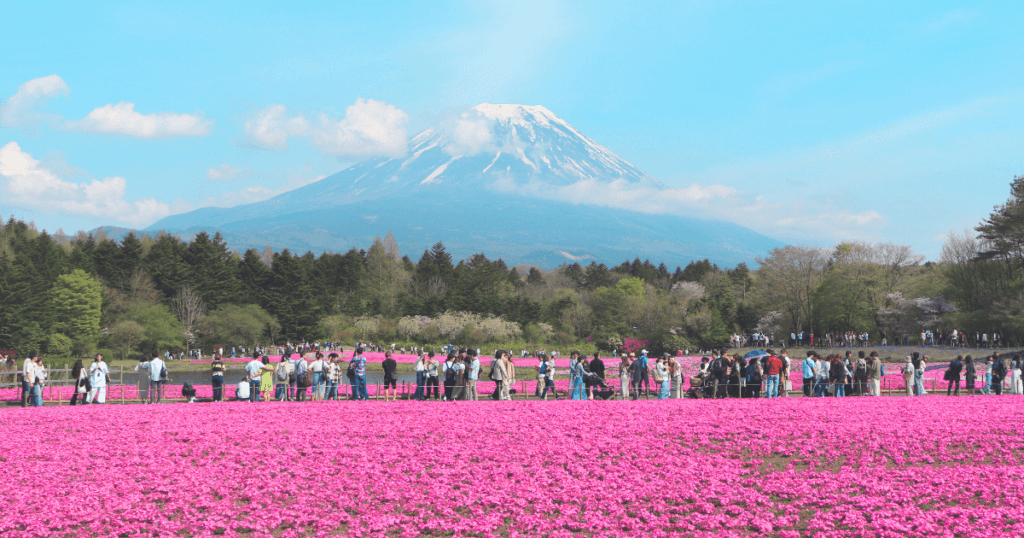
[915,355,928,396]
[831,356,846,397]
[1012,354,1023,395]
[309,353,326,401]
[746,358,763,398]
[539,354,559,400]
[259,356,274,401]
[21,353,35,407]
[382,351,398,402]
[637,350,651,396]
[425,352,440,400]
[24,353,43,407]
[779,350,792,397]
[504,352,516,397]
[70,358,88,406]
[245,355,266,403]
[450,355,467,401]
[902,357,915,397]
[868,352,882,396]
[135,353,168,404]
[629,353,645,400]
[964,355,976,395]
[802,352,818,397]
[667,354,682,399]
[764,350,783,398]
[492,350,510,400]
[569,353,585,400]
[467,350,480,401]
[211,354,226,402]
[286,353,300,401]
[414,353,426,401]
[991,353,1006,395]
[351,348,368,400]
[325,353,340,401]
[274,357,291,401]
[815,354,830,397]
[947,355,963,396]
[88,354,109,404]
[981,357,992,395]
[618,354,631,400]
[441,354,456,401]
[656,356,671,400]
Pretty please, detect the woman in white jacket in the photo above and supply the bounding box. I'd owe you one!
[88,354,109,404]
[1011,355,1023,395]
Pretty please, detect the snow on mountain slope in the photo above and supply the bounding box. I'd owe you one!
[143,103,781,268]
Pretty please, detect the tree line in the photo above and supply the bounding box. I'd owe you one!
[1,174,1022,359]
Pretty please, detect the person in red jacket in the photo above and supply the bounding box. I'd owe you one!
[764,350,784,398]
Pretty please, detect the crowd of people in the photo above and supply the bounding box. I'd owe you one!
[8,345,1024,406]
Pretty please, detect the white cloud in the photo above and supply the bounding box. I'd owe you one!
[206,163,245,181]
[243,104,310,150]
[310,99,408,157]
[242,98,409,157]
[441,109,495,155]
[0,75,69,127]
[0,141,171,227]
[489,173,885,243]
[65,102,212,138]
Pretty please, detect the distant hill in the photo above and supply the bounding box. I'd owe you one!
[140,103,783,268]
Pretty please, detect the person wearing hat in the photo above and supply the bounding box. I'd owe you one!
[901,356,915,397]
[637,350,651,397]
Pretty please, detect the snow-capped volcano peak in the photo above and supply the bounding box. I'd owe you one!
[472,103,560,127]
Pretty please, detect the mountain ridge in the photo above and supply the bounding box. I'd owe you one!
[141,103,783,268]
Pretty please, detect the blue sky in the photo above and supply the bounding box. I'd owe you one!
[2,0,1022,258]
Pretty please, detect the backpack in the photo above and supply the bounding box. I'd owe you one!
[711,357,727,377]
[445,364,457,383]
[488,361,497,381]
[748,363,762,384]
[160,365,168,380]
[275,363,289,383]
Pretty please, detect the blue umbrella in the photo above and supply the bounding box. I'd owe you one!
[744,350,769,360]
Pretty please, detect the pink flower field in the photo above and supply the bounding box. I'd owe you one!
[3,397,1024,537]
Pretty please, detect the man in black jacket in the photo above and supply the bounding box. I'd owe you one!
[590,352,605,397]
[946,356,963,396]
[991,352,1006,395]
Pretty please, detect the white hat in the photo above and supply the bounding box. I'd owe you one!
[641,349,648,354]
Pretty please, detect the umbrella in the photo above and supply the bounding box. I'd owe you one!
[744,350,769,360]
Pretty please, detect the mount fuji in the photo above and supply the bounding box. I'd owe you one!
[145,104,783,268]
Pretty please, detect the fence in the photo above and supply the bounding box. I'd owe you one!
[1,367,1013,405]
